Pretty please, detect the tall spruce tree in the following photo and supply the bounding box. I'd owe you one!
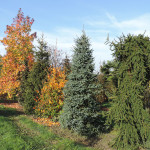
[20,35,50,113]
[59,32,103,137]
[108,34,150,150]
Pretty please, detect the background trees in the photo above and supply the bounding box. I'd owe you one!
[97,60,118,103]
[62,55,71,78]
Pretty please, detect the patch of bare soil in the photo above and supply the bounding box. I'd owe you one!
[0,100,23,111]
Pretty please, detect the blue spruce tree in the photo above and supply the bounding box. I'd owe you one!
[60,32,103,137]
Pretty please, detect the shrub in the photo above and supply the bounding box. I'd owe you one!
[34,67,67,120]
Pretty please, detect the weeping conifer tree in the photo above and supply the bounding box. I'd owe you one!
[108,34,150,150]
[59,32,104,137]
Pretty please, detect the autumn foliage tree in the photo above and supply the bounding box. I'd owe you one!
[34,67,67,120]
[0,8,35,98]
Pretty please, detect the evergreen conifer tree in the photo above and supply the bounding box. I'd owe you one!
[108,34,150,150]
[18,59,30,105]
[20,35,50,113]
[59,32,103,137]
[28,35,50,94]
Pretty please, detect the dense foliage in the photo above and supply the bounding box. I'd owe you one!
[108,34,150,150]
[0,8,35,98]
[19,36,50,114]
[60,32,104,137]
[34,67,67,119]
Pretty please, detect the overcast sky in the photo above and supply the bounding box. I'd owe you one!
[1,0,150,71]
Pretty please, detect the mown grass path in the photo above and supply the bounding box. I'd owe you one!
[0,105,93,150]
[1,104,149,150]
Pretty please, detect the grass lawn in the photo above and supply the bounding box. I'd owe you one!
[0,105,93,150]
[0,104,149,150]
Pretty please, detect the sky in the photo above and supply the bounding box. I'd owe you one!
[1,0,150,71]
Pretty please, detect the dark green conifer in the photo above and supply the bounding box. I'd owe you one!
[20,35,50,114]
[18,59,30,105]
[60,32,103,137]
[108,34,150,150]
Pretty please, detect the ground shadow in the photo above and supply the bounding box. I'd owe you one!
[0,100,18,103]
[0,106,24,117]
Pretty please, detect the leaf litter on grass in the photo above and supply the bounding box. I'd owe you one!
[0,102,116,150]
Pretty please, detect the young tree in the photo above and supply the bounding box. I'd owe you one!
[20,35,50,114]
[0,8,35,98]
[34,67,67,119]
[108,34,150,150]
[18,59,30,104]
[60,32,103,137]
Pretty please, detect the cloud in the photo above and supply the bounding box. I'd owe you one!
[33,28,79,56]
[4,12,150,71]
[83,12,150,71]
[86,12,150,36]
[0,36,6,56]
[106,13,150,35]
[0,44,6,56]
[91,41,113,70]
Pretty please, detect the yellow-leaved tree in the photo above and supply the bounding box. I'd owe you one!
[34,67,67,119]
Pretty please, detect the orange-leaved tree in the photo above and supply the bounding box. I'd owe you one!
[0,8,36,98]
[34,67,67,119]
